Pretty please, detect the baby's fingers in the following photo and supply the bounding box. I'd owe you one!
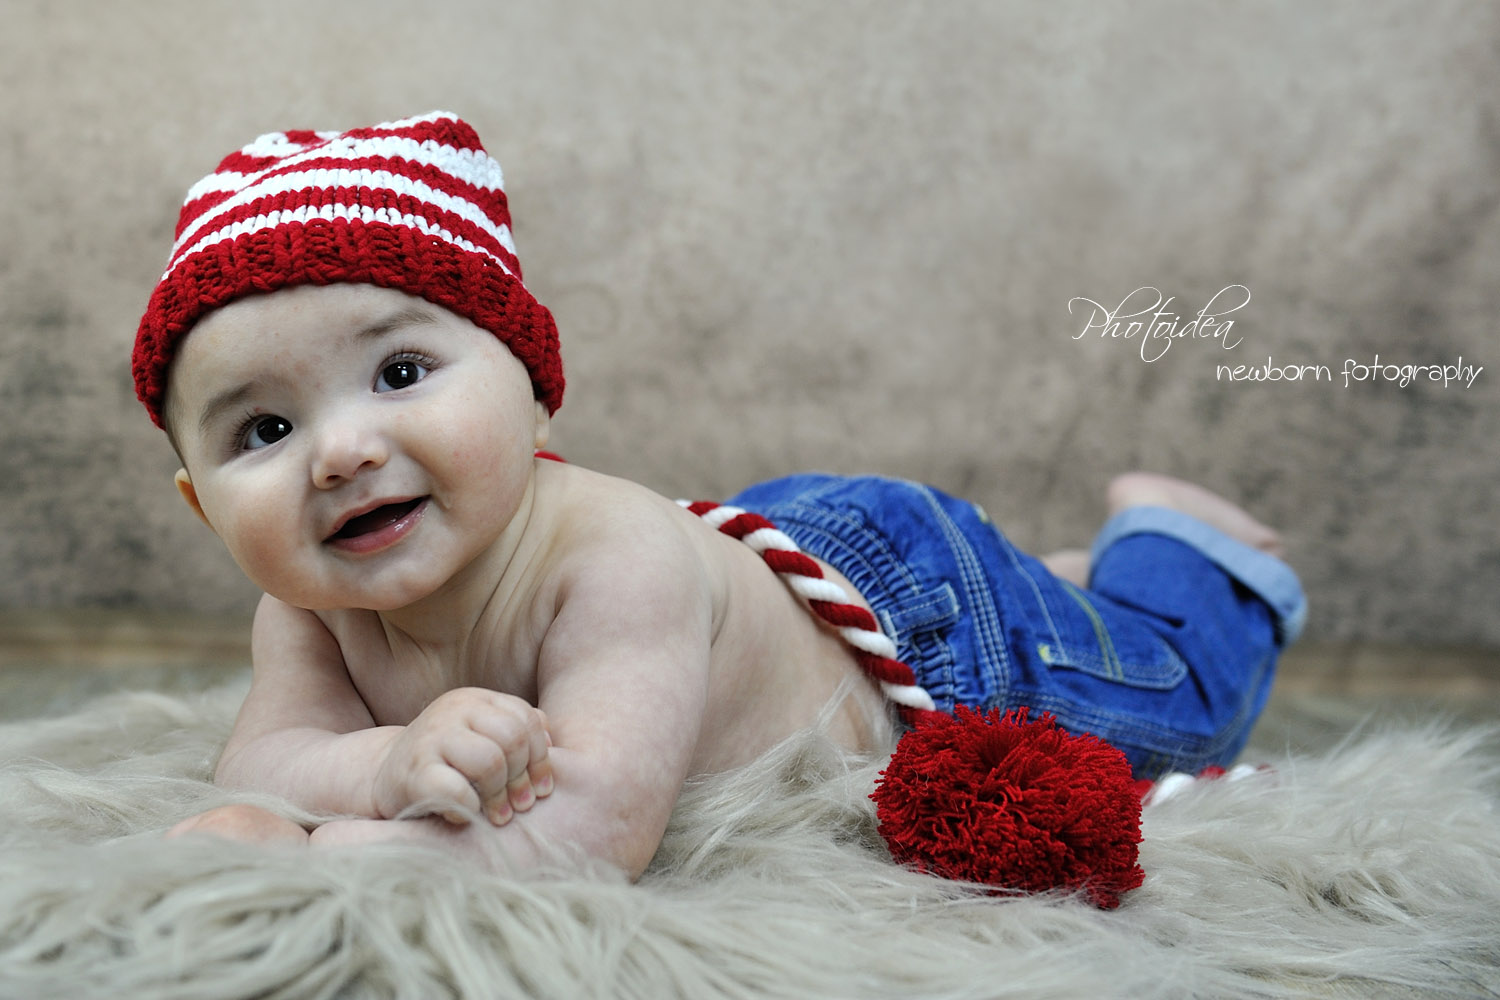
[522,711,553,800]
[439,733,510,822]
[470,708,552,826]
[480,756,551,827]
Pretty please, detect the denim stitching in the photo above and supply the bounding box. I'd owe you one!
[1057,580,1124,681]
[995,533,1067,655]
[882,584,960,634]
[913,484,1010,703]
[1040,582,1190,689]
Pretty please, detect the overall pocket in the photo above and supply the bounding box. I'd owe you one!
[1032,579,1188,691]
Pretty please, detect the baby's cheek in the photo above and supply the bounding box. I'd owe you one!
[226,506,298,592]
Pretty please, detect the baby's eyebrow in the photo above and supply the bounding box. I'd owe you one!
[198,382,256,437]
[353,305,441,343]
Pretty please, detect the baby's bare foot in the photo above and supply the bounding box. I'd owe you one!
[1107,472,1285,558]
[167,804,311,847]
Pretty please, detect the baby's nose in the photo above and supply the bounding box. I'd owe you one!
[311,418,389,488]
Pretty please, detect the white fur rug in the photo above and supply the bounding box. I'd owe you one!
[1,677,1497,1000]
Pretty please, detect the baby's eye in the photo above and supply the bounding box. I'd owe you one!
[243,415,292,450]
[376,357,431,392]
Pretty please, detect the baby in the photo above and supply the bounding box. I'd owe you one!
[143,112,1305,878]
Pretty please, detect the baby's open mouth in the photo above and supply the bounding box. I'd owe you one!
[328,498,426,541]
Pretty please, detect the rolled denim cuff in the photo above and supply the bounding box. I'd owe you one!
[1089,505,1307,645]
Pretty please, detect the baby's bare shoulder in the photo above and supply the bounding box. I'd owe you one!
[541,464,721,580]
[532,465,734,666]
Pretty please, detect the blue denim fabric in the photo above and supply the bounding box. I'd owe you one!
[726,474,1307,779]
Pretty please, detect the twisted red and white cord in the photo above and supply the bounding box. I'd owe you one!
[681,500,944,726]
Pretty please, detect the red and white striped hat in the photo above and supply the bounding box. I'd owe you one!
[133,110,562,428]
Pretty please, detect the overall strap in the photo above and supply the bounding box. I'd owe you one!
[680,500,943,727]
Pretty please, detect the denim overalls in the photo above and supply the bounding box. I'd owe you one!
[727,475,1306,779]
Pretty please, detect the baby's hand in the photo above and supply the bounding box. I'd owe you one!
[373,688,553,826]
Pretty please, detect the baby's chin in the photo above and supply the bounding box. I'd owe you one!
[270,592,429,614]
[248,576,431,615]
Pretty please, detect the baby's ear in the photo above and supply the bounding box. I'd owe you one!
[173,469,216,532]
[533,400,551,452]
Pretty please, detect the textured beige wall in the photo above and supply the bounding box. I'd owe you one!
[1,0,1497,645]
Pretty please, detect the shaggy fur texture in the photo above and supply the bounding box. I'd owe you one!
[1,677,1497,999]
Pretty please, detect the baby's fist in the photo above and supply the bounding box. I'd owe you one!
[374,687,553,826]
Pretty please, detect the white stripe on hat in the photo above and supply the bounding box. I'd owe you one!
[171,168,517,270]
[226,111,462,160]
[231,111,464,161]
[233,130,341,161]
[178,129,503,228]
[161,201,518,282]
[227,112,466,163]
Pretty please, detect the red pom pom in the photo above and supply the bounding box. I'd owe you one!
[871,707,1145,908]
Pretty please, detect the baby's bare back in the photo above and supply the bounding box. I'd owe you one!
[683,502,892,771]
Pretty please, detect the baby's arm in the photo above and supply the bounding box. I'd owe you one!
[215,594,390,814]
[519,520,715,875]
[217,595,550,825]
[311,505,715,878]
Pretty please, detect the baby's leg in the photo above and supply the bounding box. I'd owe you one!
[1039,472,1284,585]
[166,803,311,846]
[1106,472,1284,557]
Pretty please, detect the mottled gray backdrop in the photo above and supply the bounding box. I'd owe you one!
[2,0,1496,645]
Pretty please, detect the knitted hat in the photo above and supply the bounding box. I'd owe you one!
[133,110,563,429]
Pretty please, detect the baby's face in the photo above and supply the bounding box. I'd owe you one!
[166,283,550,611]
